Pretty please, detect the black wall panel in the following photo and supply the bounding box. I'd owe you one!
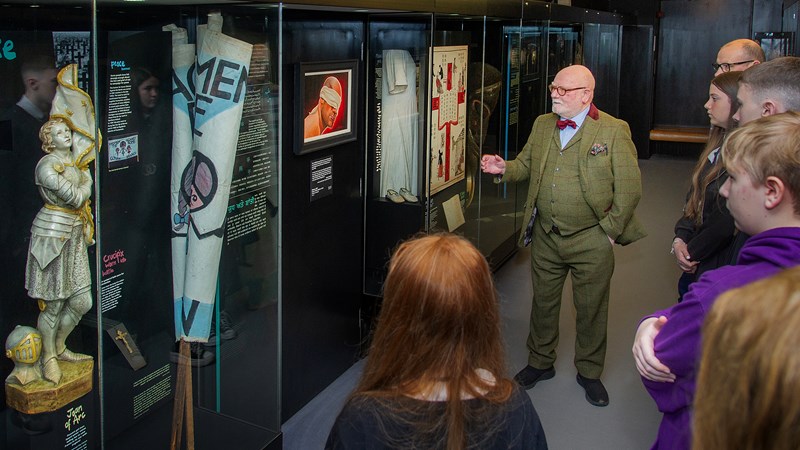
[753,0,785,31]
[281,15,365,420]
[620,25,654,158]
[584,23,621,117]
[654,0,753,128]
[608,0,658,24]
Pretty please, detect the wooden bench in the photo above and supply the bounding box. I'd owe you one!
[649,127,709,144]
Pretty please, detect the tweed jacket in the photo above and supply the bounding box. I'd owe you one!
[500,105,646,246]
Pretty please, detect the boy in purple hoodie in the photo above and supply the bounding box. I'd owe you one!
[632,111,800,450]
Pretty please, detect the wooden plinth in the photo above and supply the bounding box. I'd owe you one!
[5,359,94,414]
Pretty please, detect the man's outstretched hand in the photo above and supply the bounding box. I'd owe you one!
[481,154,506,175]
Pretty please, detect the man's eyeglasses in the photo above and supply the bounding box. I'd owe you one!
[711,60,755,73]
[548,84,586,96]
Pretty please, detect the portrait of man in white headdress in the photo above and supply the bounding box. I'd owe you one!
[304,75,343,139]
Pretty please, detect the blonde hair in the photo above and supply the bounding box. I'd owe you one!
[38,118,67,154]
[722,111,800,214]
[694,266,800,450]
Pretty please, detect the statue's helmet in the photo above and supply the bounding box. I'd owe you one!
[5,326,43,365]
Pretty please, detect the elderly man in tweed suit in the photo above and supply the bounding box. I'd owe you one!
[482,64,645,406]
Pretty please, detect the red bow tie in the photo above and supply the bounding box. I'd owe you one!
[557,119,577,130]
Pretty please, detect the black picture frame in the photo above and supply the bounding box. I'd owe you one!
[521,35,540,80]
[753,32,795,60]
[294,59,358,155]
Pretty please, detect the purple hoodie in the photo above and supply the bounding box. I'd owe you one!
[641,227,800,450]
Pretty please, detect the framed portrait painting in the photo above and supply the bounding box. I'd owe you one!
[294,59,358,155]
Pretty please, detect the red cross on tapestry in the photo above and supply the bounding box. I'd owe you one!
[429,45,468,195]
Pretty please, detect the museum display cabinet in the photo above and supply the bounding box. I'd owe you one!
[1,2,281,449]
[363,3,629,294]
[0,1,631,448]
[362,9,536,295]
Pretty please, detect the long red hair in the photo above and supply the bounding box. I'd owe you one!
[353,233,514,449]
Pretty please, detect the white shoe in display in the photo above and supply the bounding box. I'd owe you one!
[386,189,405,203]
[399,187,418,203]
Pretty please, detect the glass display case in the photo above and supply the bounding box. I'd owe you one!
[502,21,548,258]
[362,5,626,294]
[435,14,517,262]
[2,2,280,449]
[514,23,548,140]
[364,13,431,295]
[1,4,98,447]
[545,23,583,112]
[1,0,629,447]
[364,9,532,295]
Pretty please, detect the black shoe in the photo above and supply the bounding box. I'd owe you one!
[204,311,238,347]
[576,374,609,407]
[219,311,237,340]
[513,365,555,390]
[170,342,215,367]
[203,329,218,348]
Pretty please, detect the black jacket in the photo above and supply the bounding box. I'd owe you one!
[674,157,747,279]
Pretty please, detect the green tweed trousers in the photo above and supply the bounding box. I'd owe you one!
[527,222,615,379]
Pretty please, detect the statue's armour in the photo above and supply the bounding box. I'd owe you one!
[28,154,93,269]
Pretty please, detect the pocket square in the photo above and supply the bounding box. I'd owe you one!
[590,143,608,155]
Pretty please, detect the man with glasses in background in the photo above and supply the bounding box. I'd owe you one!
[481,65,645,407]
[713,38,764,75]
